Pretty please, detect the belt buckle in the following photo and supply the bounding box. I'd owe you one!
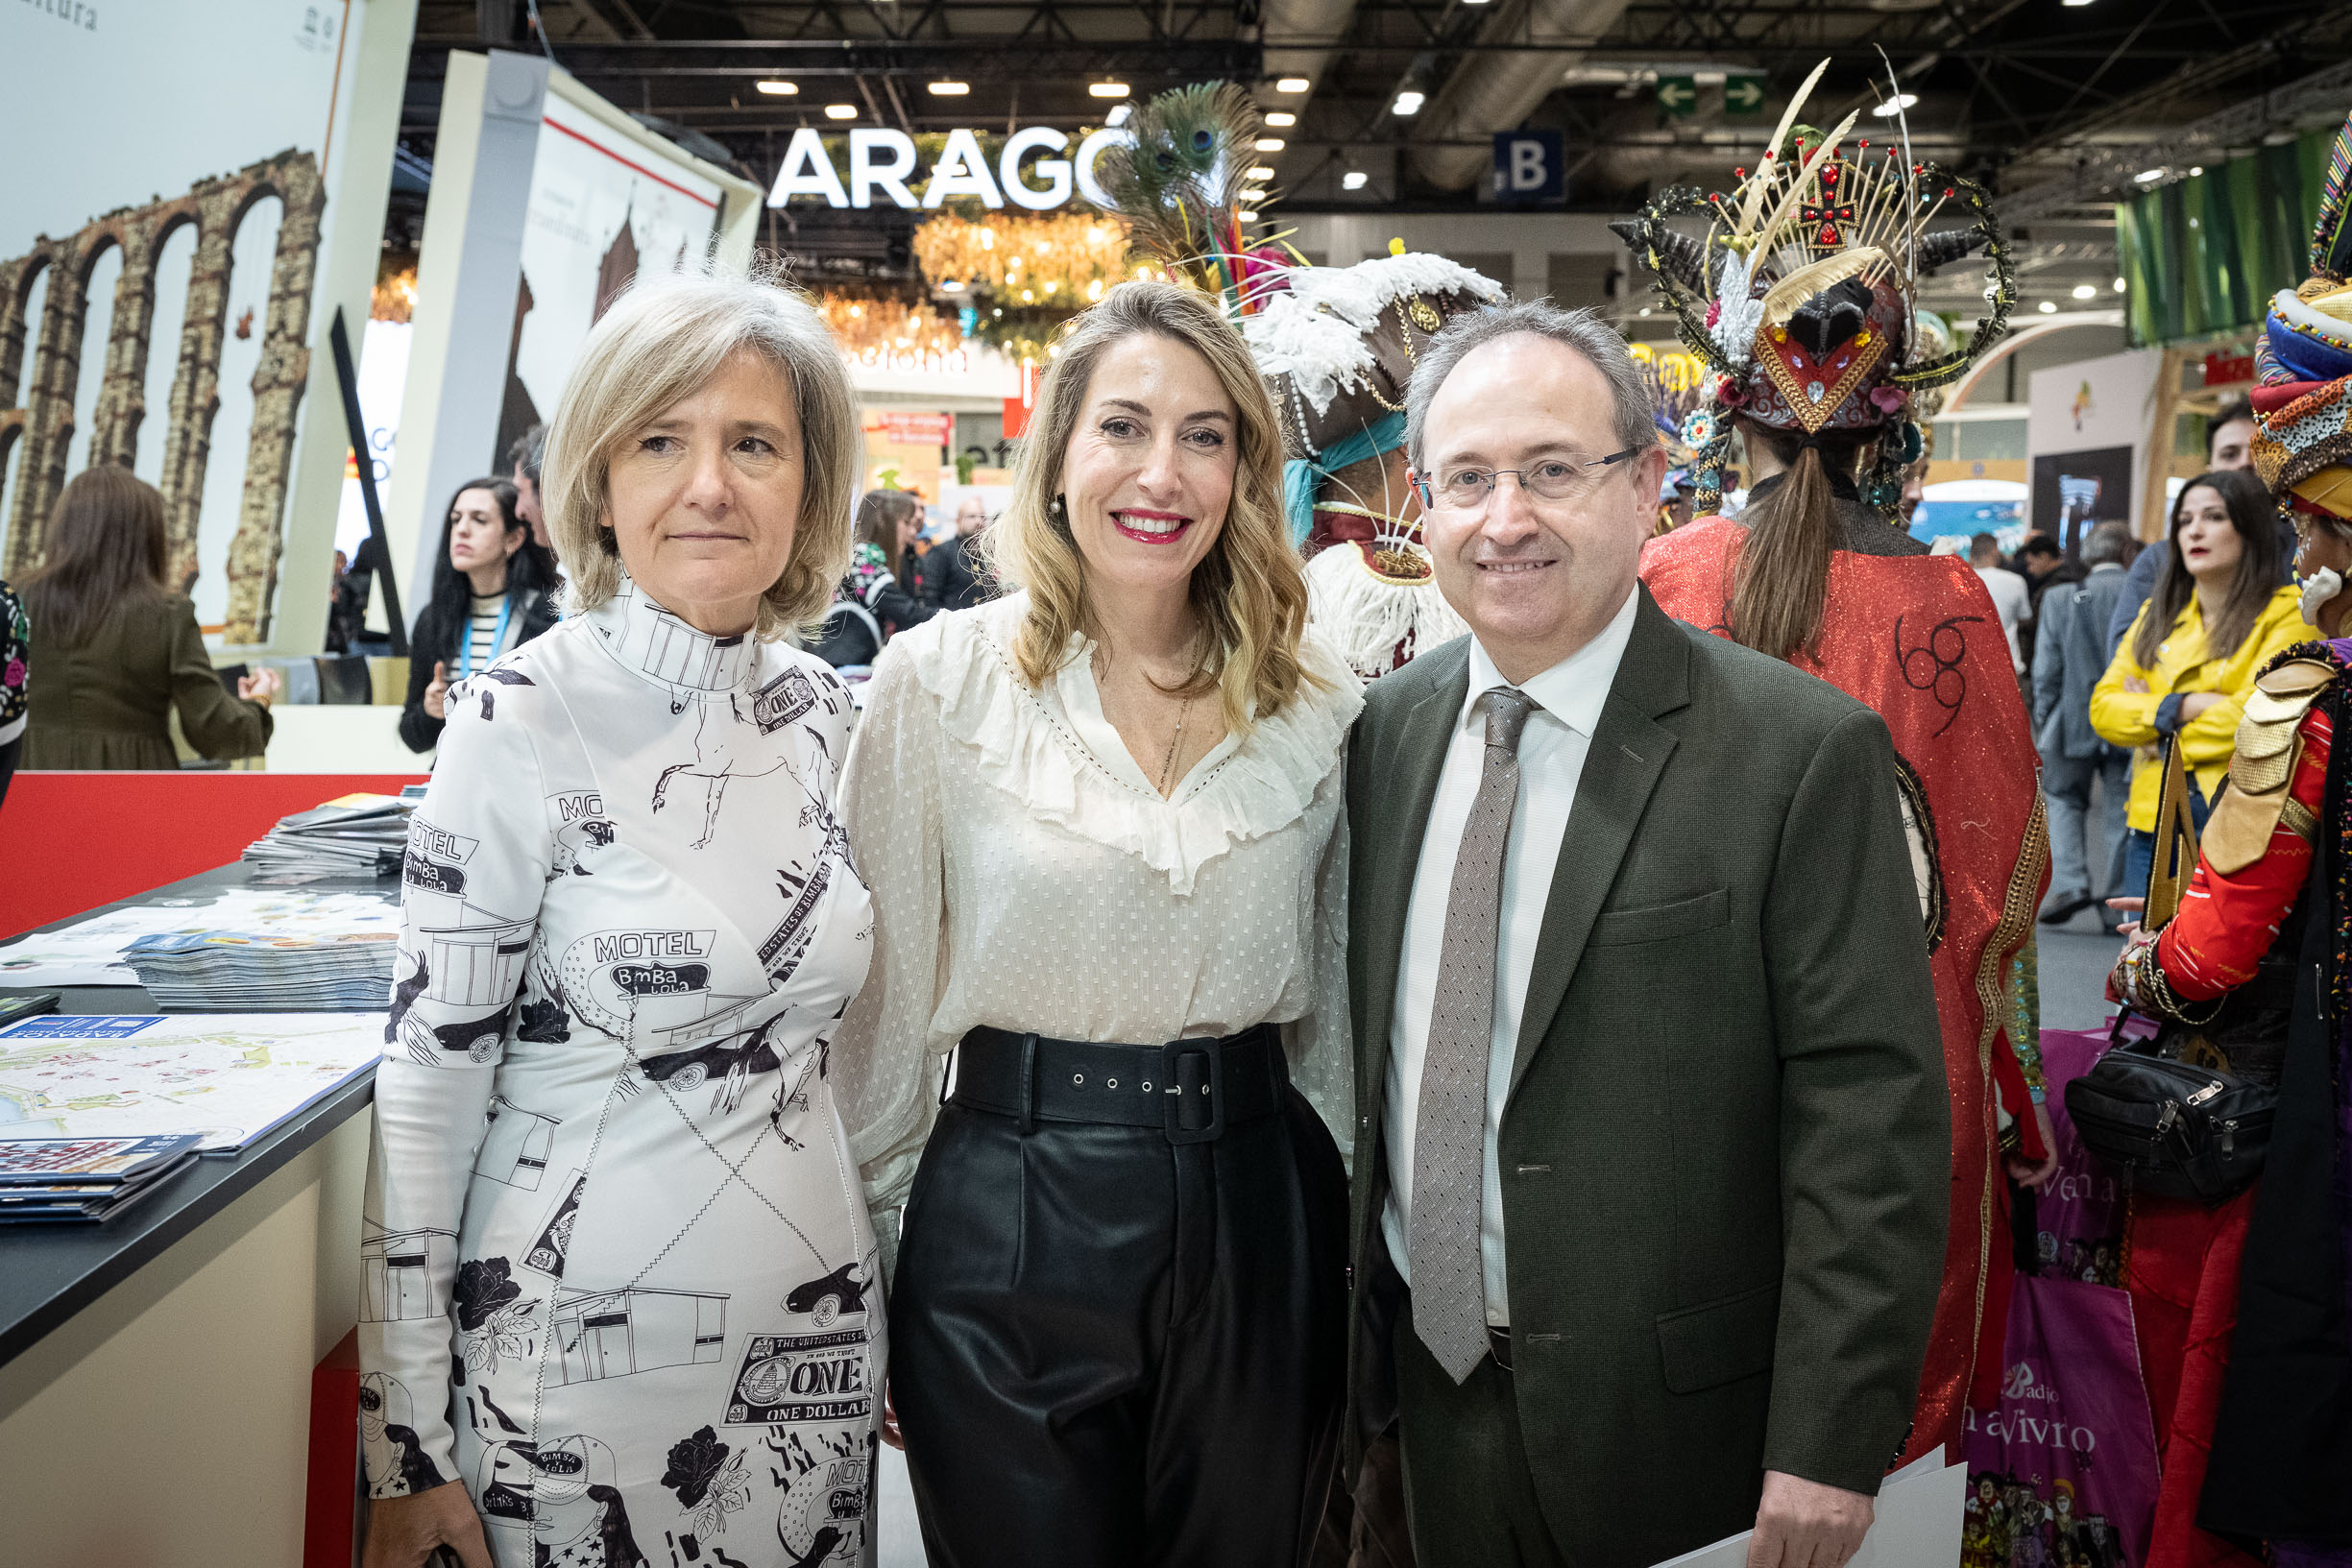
[1161,1039,1224,1144]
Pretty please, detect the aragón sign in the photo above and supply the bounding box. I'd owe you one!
[767,127,1131,211]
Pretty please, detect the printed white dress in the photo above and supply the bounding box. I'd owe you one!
[360,578,882,1568]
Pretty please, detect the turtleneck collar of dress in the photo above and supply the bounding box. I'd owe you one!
[583,574,761,697]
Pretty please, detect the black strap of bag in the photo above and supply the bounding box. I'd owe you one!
[2063,730,2279,1204]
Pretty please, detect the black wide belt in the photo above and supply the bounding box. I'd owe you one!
[951,1023,1286,1144]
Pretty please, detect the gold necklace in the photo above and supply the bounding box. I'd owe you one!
[1095,637,1205,797]
[1156,691,1194,796]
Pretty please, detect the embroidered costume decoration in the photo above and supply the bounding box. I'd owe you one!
[1609,57,2016,517]
[359,576,883,1568]
[1627,64,2047,1470]
[1239,251,1505,676]
[2252,111,2352,525]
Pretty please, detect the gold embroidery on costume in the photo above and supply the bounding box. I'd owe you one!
[2207,657,2333,874]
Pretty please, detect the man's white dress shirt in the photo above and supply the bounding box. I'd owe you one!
[1382,585,1638,1326]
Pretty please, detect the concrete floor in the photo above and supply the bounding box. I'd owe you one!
[868,841,2133,1567]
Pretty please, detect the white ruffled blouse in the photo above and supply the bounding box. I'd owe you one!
[832,593,1363,1252]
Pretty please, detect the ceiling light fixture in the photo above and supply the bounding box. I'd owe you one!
[755,80,798,95]
[2190,165,2204,177]
[928,81,969,96]
[1089,82,1130,99]
[2114,277,2127,292]
[2072,283,2097,300]
[824,105,858,121]
[2038,300,2059,314]
[1254,137,1285,152]
[2135,167,2166,183]
[1265,111,1296,127]
[1342,170,1369,190]
[1275,77,1310,93]
[1870,93,1919,117]
[1246,166,1274,181]
[1392,90,1424,116]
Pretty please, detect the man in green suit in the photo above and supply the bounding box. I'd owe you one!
[1346,299,1949,1568]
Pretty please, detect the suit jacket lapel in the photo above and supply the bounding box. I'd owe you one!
[1358,641,1470,1102]
[1507,589,1691,1102]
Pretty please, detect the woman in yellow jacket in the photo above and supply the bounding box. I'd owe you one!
[2093,468,2307,899]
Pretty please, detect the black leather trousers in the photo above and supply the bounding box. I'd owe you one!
[891,1073,1348,1567]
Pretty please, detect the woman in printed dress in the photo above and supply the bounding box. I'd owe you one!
[360,271,882,1568]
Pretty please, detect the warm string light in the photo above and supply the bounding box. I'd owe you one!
[911,211,1132,299]
[812,293,971,365]
[372,265,418,324]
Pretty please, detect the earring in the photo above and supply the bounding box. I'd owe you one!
[1048,495,1068,522]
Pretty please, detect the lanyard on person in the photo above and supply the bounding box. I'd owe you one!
[457,593,513,680]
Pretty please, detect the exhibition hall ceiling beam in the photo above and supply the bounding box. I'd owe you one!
[409,37,1261,78]
[2000,54,2352,225]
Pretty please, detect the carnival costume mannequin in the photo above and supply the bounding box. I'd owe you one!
[2103,112,2352,1568]
[1618,61,2053,1464]
[1241,250,1504,678]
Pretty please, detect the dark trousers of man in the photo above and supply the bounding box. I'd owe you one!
[1393,1294,1569,1568]
[892,1085,1347,1567]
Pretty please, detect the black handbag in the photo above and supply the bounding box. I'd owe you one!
[2064,1012,2275,1204]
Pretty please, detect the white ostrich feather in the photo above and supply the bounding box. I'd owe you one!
[1710,249,1763,363]
[1243,253,1507,418]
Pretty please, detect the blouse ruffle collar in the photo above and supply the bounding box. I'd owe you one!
[584,575,761,695]
[904,594,1362,894]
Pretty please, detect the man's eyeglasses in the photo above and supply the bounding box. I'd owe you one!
[1411,448,1641,512]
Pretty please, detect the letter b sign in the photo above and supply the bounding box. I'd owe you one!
[1491,131,1564,206]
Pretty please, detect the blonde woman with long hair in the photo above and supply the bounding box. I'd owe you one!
[834,280,1361,1565]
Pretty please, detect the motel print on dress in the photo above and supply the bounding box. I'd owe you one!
[358,577,881,1567]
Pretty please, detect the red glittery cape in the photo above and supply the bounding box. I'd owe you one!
[1640,517,2049,1465]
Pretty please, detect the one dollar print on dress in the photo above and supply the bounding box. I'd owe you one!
[723,1329,873,1426]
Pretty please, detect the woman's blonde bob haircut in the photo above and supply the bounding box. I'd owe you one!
[986,279,1316,733]
[542,264,859,638]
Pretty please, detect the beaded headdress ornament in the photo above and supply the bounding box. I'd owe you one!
[2251,111,2352,522]
[1611,59,2016,516]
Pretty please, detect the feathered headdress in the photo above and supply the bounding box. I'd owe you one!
[1610,59,2015,516]
[1239,249,1505,676]
[2251,111,2352,521]
[1091,82,1289,315]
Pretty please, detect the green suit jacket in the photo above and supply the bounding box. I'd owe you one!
[1345,588,1949,1568]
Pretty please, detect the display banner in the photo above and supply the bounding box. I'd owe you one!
[0,0,417,648]
[2117,130,2332,349]
[507,95,727,452]
[2027,348,2163,554]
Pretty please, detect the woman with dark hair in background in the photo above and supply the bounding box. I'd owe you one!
[19,466,276,770]
[398,476,558,754]
[2093,468,2305,899]
[811,487,936,668]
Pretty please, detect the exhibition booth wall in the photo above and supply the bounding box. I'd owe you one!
[0,0,418,655]
[0,772,424,938]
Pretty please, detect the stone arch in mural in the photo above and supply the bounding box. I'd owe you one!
[0,148,324,642]
[0,251,49,559]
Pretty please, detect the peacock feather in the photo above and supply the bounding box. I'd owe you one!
[1094,81,1273,308]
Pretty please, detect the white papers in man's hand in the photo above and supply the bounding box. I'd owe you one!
[1644,1455,1966,1568]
